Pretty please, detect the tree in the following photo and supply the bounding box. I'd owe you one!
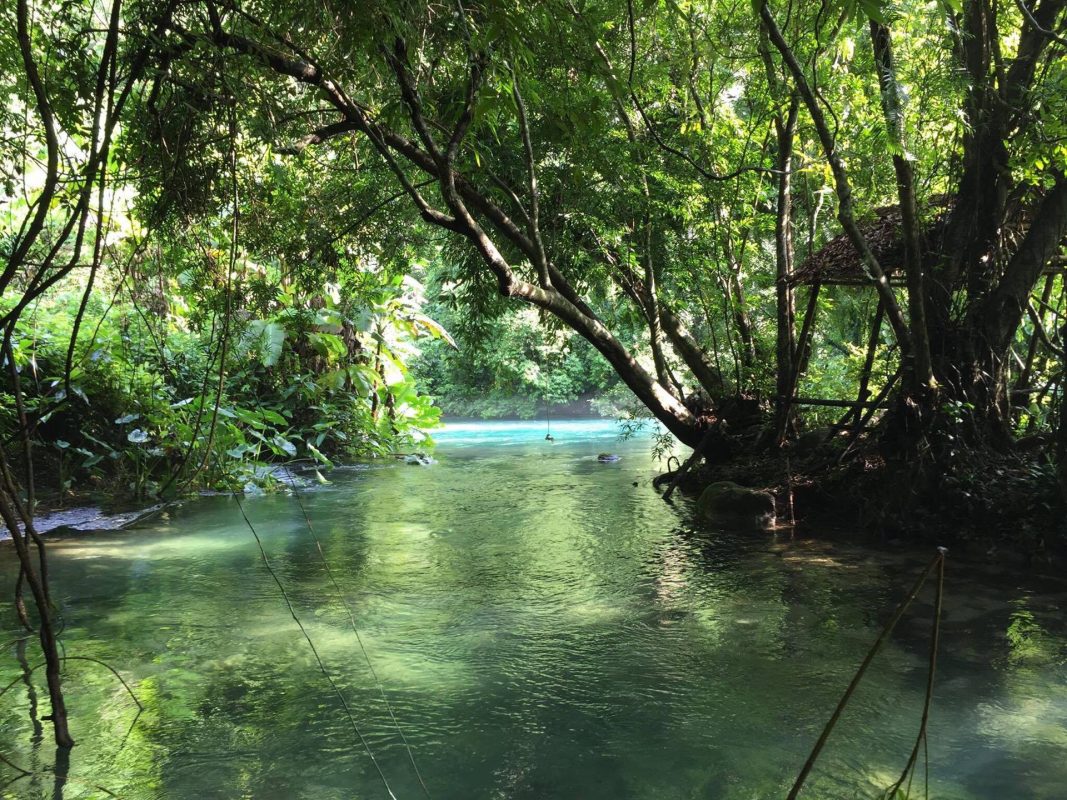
[131,0,765,445]
[760,0,1067,440]
[138,0,1065,447]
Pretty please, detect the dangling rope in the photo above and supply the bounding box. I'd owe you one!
[544,405,553,441]
[786,547,947,800]
[234,493,399,800]
[885,548,946,799]
[281,468,433,798]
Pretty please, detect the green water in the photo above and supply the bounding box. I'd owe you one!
[2,419,1066,799]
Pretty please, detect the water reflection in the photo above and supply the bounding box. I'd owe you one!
[1,419,1065,799]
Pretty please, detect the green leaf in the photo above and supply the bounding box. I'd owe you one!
[411,313,457,348]
[271,434,297,457]
[259,408,289,426]
[858,0,889,23]
[306,441,334,468]
[246,320,287,367]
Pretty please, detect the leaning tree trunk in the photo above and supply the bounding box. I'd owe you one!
[971,175,1067,434]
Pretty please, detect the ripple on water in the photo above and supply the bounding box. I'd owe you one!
[2,421,1067,799]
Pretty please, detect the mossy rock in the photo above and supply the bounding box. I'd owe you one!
[696,481,775,529]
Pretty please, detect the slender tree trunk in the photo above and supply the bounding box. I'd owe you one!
[644,227,682,398]
[723,235,756,377]
[773,97,799,441]
[870,20,934,393]
[660,304,731,399]
[761,2,914,365]
[1015,274,1055,396]
[0,489,73,748]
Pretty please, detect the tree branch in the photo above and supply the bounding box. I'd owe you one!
[510,61,552,288]
[275,120,358,154]
[760,1,914,371]
[1015,0,1067,47]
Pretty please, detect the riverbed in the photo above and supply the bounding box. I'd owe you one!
[1,419,1065,798]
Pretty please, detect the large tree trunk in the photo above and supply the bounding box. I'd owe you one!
[966,175,1067,427]
[916,175,1067,447]
[932,1,1008,334]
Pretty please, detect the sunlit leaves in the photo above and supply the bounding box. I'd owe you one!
[244,320,287,368]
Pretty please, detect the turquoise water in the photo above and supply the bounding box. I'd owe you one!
[2,419,1066,798]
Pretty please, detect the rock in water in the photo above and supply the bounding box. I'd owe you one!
[404,453,435,466]
[597,453,621,463]
[696,481,775,529]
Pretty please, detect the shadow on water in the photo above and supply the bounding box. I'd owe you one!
[1,419,1066,799]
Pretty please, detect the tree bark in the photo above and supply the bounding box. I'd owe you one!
[0,487,73,748]
[983,175,1067,355]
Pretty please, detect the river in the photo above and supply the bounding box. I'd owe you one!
[1,419,1065,798]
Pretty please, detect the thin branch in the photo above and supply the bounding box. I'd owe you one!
[1015,0,1067,46]
[787,550,946,800]
[2,0,60,297]
[275,119,359,154]
[626,0,776,183]
[510,61,551,288]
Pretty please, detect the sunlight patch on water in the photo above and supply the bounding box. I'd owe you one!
[2,421,1066,799]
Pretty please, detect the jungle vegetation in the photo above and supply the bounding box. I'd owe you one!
[2,0,1066,748]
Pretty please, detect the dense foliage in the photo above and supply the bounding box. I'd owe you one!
[6,0,1066,465]
[2,262,444,501]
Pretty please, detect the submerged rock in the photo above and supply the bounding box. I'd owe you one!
[696,481,776,529]
[404,453,435,466]
[597,453,621,463]
[0,503,168,540]
[250,465,313,489]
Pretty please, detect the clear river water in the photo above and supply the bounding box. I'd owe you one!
[2,419,1066,799]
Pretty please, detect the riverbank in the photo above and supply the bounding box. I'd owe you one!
[432,395,615,420]
[0,464,336,541]
[668,431,1067,565]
